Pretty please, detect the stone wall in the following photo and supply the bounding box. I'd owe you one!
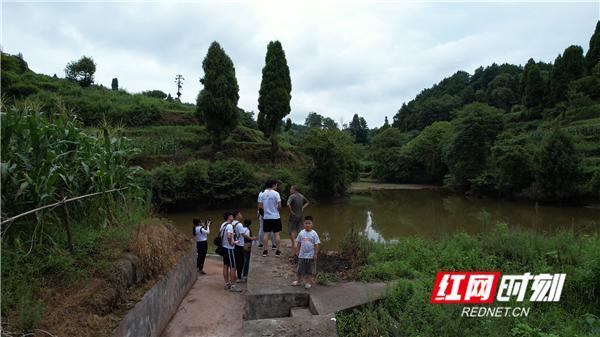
[111,246,197,337]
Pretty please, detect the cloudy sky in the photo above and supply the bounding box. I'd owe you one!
[2,1,598,127]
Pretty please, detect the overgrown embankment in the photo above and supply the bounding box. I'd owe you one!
[335,224,600,337]
[0,103,190,335]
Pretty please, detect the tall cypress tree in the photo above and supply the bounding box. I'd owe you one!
[522,60,545,111]
[196,41,239,149]
[111,78,119,91]
[586,21,600,72]
[258,41,292,142]
[550,45,586,103]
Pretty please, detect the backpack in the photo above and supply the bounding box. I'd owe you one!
[214,223,228,256]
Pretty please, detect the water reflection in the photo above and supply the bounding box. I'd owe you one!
[164,189,599,249]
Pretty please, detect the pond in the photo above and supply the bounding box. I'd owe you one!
[164,188,600,250]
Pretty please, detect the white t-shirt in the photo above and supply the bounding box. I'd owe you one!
[296,229,321,259]
[260,189,281,220]
[195,225,209,242]
[220,222,235,249]
[233,220,245,247]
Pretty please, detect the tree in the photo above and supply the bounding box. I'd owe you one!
[446,103,504,190]
[142,90,167,99]
[166,93,174,102]
[348,114,369,143]
[550,45,586,103]
[111,78,119,91]
[401,121,452,183]
[258,41,292,151]
[305,112,324,129]
[521,59,545,112]
[195,41,239,149]
[303,129,359,197]
[535,128,581,200]
[382,116,390,129]
[488,132,535,196]
[65,56,96,87]
[238,109,258,129]
[257,111,266,133]
[322,117,338,130]
[284,118,292,132]
[586,21,600,71]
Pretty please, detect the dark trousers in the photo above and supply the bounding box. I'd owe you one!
[243,249,251,277]
[234,245,245,279]
[196,241,207,271]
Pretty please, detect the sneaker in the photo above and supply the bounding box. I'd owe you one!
[275,250,281,257]
[291,280,299,286]
[304,283,312,289]
[224,283,231,290]
[198,270,207,275]
[271,245,277,250]
[262,250,268,257]
[229,285,243,292]
[236,278,246,283]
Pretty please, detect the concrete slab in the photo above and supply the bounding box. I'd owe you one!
[310,281,388,315]
[290,307,313,318]
[243,314,337,337]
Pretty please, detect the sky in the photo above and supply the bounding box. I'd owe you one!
[2,1,599,127]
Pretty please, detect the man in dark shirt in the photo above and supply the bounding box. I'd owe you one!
[287,185,310,251]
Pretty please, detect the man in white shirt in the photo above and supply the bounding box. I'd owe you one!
[257,186,275,250]
[258,180,282,257]
[220,212,242,292]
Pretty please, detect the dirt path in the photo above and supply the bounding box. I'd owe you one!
[161,256,245,337]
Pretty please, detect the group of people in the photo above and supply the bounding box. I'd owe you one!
[192,180,321,292]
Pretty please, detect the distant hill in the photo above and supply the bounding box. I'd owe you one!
[1,52,196,126]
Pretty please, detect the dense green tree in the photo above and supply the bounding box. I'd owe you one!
[166,93,174,102]
[284,118,292,132]
[521,60,546,113]
[402,121,452,183]
[304,112,324,128]
[446,103,504,190]
[142,90,167,99]
[382,116,390,129]
[303,129,359,197]
[238,109,258,129]
[370,128,411,181]
[488,132,535,196]
[586,21,600,71]
[258,41,292,143]
[195,41,239,149]
[65,56,96,87]
[550,45,586,103]
[322,117,338,130]
[111,78,119,91]
[257,111,266,133]
[15,52,28,74]
[535,128,581,200]
[349,114,369,143]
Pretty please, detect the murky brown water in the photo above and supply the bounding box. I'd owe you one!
[164,189,600,250]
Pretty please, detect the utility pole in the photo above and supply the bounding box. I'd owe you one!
[175,74,184,101]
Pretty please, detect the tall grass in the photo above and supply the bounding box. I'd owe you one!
[337,224,600,337]
[1,101,149,332]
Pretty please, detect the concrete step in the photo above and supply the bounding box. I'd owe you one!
[290,307,312,318]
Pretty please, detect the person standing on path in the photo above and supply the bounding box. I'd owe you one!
[232,210,246,282]
[257,183,275,250]
[242,219,256,280]
[258,180,282,257]
[292,216,321,289]
[287,185,310,251]
[220,212,242,292]
[193,218,210,275]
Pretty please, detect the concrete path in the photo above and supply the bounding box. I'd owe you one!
[161,256,245,337]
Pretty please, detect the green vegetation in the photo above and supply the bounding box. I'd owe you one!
[1,102,149,331]
[1,52,195,126]
[337,224,600,337]
[65,55,96,87]
[196,41,240,149]
[371,22,600,202]
[258,40,292,146]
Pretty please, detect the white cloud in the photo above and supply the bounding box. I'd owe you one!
[1,1,598,127]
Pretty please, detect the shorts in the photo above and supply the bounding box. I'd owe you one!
[288,217,302,235]
[263,218,282,233]
[222,248,236,268]
[297,258,316,276]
